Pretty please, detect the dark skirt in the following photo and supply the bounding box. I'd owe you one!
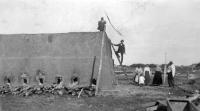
[152,71,162,85]
[144,71,151,85]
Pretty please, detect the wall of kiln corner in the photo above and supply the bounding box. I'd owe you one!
[0,32,114,90]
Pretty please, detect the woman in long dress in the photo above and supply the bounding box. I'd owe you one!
[152,65,163,86]
[144,65,151,85]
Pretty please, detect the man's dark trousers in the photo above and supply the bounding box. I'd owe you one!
[115,51,123,66]
[167,72,174,87]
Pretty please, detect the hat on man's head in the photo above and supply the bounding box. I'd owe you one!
[121,40,124,42]
[169,61,173,64]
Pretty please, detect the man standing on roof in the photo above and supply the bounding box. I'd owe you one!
[112,40,125,66]
[97,17,106,32]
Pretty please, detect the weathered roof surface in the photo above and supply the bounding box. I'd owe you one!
[0,32,114,91]
[0,32,104,57]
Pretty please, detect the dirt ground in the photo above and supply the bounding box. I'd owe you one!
[0,73,199,111]
[0,86,168,111]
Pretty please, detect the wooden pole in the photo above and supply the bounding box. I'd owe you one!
[163,52,167,84]
[89,56,96,87]
[95,32,105,95]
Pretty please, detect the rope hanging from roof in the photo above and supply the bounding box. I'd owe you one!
[105,12,123,37]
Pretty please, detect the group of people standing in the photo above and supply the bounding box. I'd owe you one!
[134,65,154,86]
[134,61,176,87]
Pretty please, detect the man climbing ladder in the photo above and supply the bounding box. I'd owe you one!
[97,15,125,66]
[112,40,125,66]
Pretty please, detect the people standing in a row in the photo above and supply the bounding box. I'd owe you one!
[167,61,176,87]
[133,62,176,87]
[134,65,152,86]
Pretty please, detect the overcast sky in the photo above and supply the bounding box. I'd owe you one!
[0,0,200,65]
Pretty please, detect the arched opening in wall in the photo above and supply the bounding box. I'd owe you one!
[39,78,44,84]
[55,75,64,89]
[3,76,11,87]
[36,69,45,86]
[6,78,11,84]
[21,73,29,85]
[55,75,63,84]
[91,78,96,86]
[70,76,79,87]
[4,76,11,84]
[23,78,28,84]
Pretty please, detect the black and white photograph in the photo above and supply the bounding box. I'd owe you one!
[0,0,200,111]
